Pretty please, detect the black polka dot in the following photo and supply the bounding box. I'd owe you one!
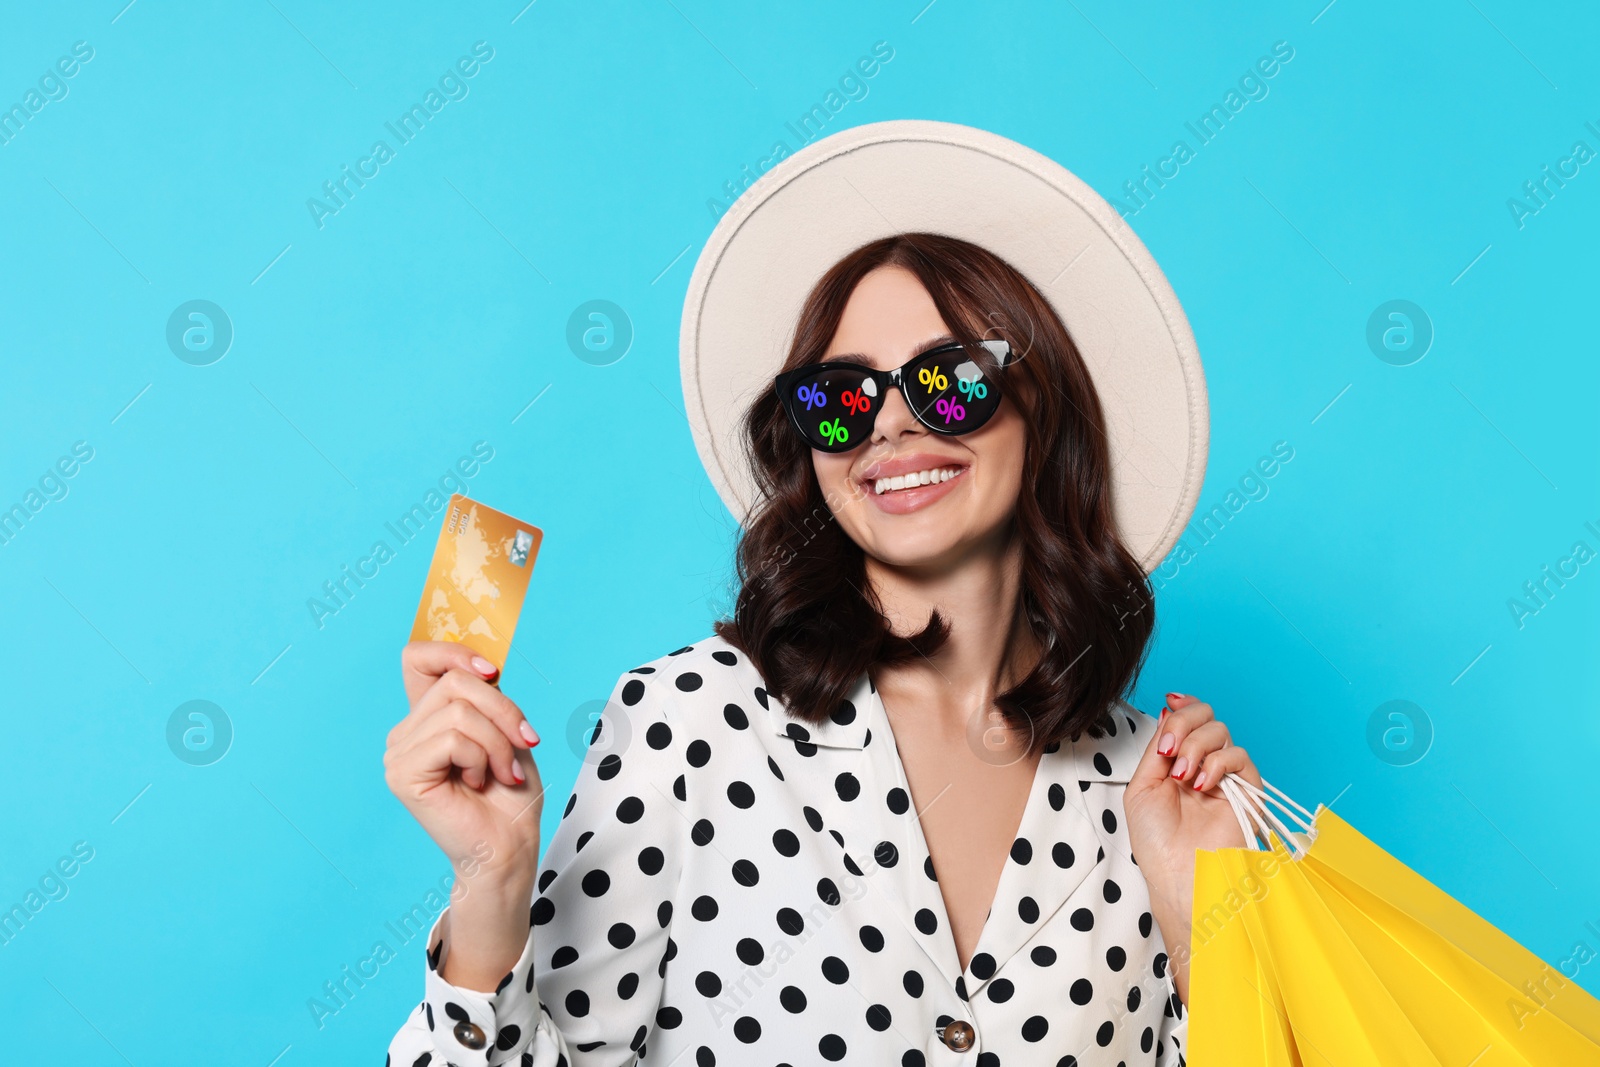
[736,937,764,965]
[859,925,884,952]
[581,870,610,897]
[903,969,924,997]
[1102,808,1118,833]
[616,796,644,823]
[1018,896,1040,923]
[886,787,910,814]
[987,978,1014,1003]
[617,972,638,999]
[970,952,996,979]
[1048,782,1066,810]
[1094,752,1113,776]
[819,1033,847,1061]
[565,990,590,1017]
[1071,908,1094,931]
[638,846,664,875]
[656,1006,682,1028]
[1031,945,1056,966]
[686,740,711,767]
[691,895,718,921]
[621,679,645,705]
[731,858,759,886]
[1103,878,1122,903]
[1096,1020,1115,1045]
[777,908,805,936]
[723,703,748,729]
[675,672,703,692]
[712,650,737,666]
[646,721,672,749]
[1106,945,1126,971]
[727,781,755,808]
[780,985,807,1012]
[832,700,857,725]
[733,1016,760,1043]
[865,1003,891,1031]
[914,908,938,934]
[691,819,715,845]
[772,829,799,856]
[1021,1015,1049,1042]
[1053,842,1076,868]
[597,754,621,780]
[607,922,635,948]
[822,955,849,983]
[835,772,860,801]
[695,970,722,997]
[817,878,841,905]
[874,841,898,868]
[1071,978,1093,1004]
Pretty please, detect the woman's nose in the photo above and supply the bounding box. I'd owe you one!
[869,380,924,445]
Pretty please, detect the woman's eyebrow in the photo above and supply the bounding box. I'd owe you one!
[821,334,956,364]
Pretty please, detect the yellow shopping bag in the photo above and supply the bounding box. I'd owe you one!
[1187,776,1600,1066]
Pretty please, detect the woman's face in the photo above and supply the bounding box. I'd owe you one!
[811,266,1028,571]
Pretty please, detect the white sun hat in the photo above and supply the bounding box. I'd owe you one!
[679,119,1208,573]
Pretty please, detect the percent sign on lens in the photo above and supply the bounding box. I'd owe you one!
[797,383,827,410]
[935,397,965,424]
[957,376,987,400]
[918,366,949,394]
[818,418,849,445]
[840,388,871,415]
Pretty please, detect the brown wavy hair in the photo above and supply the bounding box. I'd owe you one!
[712,232,1154,751]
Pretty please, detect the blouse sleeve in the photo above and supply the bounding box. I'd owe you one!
[1157,956,1188,1064]
[386,667,686,1066]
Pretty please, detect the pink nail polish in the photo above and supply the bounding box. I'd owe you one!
[511,759,526,783]
[471,656,498,677]
[1158,733,1176,756]
[1171,755,1188,778]
[1193,771,1207,791]
[519,721,538,747]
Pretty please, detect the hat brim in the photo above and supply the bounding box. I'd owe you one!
[679,119,1207,574]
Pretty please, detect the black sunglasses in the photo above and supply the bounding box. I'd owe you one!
[774,339,1013,453]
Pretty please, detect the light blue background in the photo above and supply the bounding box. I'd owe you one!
[2,1,1597,1063]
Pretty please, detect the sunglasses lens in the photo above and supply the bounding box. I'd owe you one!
[906,345,1002,433]
[786,365,878,451]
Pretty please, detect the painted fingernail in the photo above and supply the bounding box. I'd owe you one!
[1166,692,1185,702]
[519,721,538,747]
[471,656,498,676]
[1193,771,1207,790]
[1171,755,1188,778]
[1158,733,1176,756]
[511,759,526,783]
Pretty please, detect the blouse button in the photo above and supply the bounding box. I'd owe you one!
[940,1019,976,1052]
[453,1020,488,1049]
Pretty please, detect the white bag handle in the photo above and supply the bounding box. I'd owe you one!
[1218,772,1319,858]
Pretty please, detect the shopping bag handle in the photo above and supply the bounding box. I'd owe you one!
[1218,772,1320,858]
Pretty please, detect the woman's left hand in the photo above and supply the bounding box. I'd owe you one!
[1123,693,1262,1006]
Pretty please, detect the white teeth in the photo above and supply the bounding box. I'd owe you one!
[871,466,963,495]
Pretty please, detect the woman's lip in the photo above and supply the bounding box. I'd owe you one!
[859,453,969,482]
[866,466,966,515]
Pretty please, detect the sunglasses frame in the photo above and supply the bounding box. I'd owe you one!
[774,339,1014,453]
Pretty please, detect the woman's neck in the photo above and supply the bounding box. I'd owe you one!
[865,527,1042,734]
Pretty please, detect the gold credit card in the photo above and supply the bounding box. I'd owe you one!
[410,494,543,671]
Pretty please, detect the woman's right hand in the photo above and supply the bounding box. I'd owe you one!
[385,640,545,989]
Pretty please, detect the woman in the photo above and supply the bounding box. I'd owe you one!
[383,226,1259,1066]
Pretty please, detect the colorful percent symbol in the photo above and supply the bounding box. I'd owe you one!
[957,376,988,400]
[840,387,871,415]
[818,418,849,446]
[796,382,827,410]
[917,366,949,394]
[935,397,966,424]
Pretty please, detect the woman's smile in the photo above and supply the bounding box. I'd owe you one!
[857,452,970,513]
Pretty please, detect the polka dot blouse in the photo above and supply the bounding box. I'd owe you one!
[387,634,1188,1066]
